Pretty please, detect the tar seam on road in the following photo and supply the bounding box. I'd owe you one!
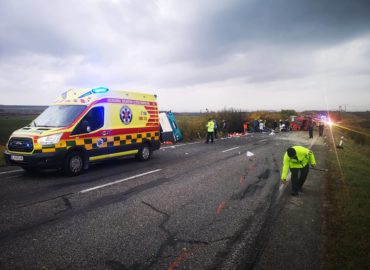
[222,146,240,153]
[161,141,202,149]
[4,175,22,179]
[0,169,23,175]
[160,136,243,150]
[79,169,162,193]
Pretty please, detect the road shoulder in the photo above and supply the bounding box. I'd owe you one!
[253,134,326,270]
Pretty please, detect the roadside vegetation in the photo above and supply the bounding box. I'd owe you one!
[0,115,36,166]
[324,112,370,269]
[176,109,297,142]
[0,115,35,145]
[176,109,245,141]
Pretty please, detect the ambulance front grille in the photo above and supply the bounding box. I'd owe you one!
[8,137,34,153]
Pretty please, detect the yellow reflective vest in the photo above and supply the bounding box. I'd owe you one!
[281,146,316,180]
[207,121,215,132]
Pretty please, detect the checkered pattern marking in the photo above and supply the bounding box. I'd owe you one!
[35,132,160,153]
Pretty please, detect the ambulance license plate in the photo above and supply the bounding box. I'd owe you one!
[11,155,23,161]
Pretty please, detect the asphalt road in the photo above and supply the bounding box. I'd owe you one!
[0,132,322,270]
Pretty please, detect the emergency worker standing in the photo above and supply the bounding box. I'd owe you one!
[281,146,316,196]
[206,119,215,143]
[308,119,314,138]
[222,120,228,137]
[214,120,218,139]
[318,121,324,137]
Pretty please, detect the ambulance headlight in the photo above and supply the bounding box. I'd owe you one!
[38,133,63,146]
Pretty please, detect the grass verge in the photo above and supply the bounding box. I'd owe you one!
[0,145,5,166]
[0,115,36,145]
[324,125,370,269]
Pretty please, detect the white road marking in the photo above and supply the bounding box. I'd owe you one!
[0,169,23,175]
[79,169,162,194]
[222,146,240,153]
[259,139,268,142]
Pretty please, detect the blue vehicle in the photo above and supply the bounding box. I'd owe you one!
[159,111,183,142]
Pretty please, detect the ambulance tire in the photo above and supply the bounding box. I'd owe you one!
[136,143,152,161]
[63,151,84,176]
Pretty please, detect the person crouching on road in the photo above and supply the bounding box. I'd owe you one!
[281,146,316,196]
[206,118,215,143]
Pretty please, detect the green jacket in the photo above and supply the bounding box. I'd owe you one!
[207,121,215,132]
[281,146,316,180]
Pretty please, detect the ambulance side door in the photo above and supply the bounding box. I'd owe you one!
[72,106,108,158]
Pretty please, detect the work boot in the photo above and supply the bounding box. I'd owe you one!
[298,187,303,193]
[291,192,298,196]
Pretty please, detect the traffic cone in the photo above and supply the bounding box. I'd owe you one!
[337,136,344,149]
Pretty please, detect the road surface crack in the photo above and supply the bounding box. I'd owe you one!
[140,200,209,269]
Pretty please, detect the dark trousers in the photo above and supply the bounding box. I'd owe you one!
[319,125,324,136]
[308,128,313,138]
[206,132,214,143]
[290,165,309,193]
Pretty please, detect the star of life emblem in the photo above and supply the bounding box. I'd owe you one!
[120,106,133,125]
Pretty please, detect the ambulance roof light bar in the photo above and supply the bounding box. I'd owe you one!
[92,87,109,94]
[78,87,109,98]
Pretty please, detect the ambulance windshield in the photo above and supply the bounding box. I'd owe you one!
[31,105,86,127]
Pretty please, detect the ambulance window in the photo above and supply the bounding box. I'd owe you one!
[72,107,104,135]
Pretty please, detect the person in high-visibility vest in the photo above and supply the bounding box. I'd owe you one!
[205,119,215,143]
[281,146,316,196]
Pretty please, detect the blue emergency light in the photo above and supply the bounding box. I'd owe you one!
[78,87,109,98]
[92,87,109,94]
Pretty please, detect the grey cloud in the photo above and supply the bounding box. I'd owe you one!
[184,0,370,62]
[0,0,369,110]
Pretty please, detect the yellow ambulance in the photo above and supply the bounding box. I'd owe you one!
[4,87,160,176]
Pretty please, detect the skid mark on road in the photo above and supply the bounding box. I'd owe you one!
[1,177,174,245]
[54,197,73,215]
[231,184,263,200]
[233,155,276,201]
[257,169,270,180]
[19,192,74,208]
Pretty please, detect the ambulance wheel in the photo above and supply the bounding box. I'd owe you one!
[137,143,152,161]
[63,151,84,176]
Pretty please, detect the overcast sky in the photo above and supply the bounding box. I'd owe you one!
[1,0,369,112]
